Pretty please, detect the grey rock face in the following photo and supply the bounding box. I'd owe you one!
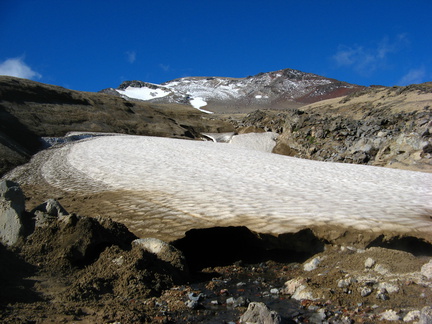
[0,180,26,246]
[31,199,69,227]
[239,302,282,324]
[421,306,432,324]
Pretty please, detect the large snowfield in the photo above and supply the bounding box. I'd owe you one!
[30,133,432,237]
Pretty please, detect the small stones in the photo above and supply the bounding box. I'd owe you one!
[337,277,354,288]
[270,288,279,295]
[226,296,247,307]
[220,288,229,296]
[226,297,235,304]
[360,286,372,297]
[188,292,205,302]
[111,255,124,266]
[379,309,400,321]
[421,259,432,279]
[364,257,376,269]
[378,282,399,294]
[303,256,324,271]
[185,299,200,309]
[186,292,206,309]
[308,308,327,323]
[376,288,390,300]
[291,285,317,301]
[239,302,282,324]
[282,278,306,295]
[403,310,421,322]
[374,264,390,275]
[132,238,188,274]
[31,198,69,217]
[420,306,432,324]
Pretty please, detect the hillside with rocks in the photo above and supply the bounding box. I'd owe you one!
[239,84,432,172]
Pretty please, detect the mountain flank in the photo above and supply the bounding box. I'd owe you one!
[103,68,364,113]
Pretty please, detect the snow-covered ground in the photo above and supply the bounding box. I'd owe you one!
[117,85,172,100]
[189,97,213,114]
[202,132,278,152]
[27,134,432,237]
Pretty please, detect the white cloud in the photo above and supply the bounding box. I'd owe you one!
[126,51,136,63]
[0,57,41,79]
[159,63,170,72]
[398,67,427,86]
[332,34,409,76]
[332,45,377,76]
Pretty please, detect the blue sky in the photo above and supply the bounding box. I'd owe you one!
[1,0,431,92]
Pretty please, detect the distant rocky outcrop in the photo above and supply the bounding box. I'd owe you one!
[238,85,432,172]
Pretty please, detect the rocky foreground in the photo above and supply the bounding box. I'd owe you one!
[1,180,432,323]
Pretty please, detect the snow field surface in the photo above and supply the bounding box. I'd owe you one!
[36,134,432,236]
[189,97,213,114]
[117,86,171,100]
[229,132,278,152]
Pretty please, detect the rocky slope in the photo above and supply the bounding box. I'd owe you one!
[238,84,432,172]
[104,68,363,113]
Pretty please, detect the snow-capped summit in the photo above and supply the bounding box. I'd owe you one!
[104,68,363,113]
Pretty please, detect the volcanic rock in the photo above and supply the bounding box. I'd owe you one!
[239,302,282,324]
[0,180,27,246]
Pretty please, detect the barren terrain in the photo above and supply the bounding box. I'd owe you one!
[1,77,432,323]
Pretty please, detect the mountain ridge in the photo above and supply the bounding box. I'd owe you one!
[102,68,364,113]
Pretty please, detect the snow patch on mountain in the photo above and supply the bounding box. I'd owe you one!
[190,97,213,114]
[117,85,171,100]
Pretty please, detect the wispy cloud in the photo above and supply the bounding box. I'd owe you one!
[398,67,427,86]
[332,34,409,76]
[159,63,170,72]
[126,51,136,63]
[0,57,41,79]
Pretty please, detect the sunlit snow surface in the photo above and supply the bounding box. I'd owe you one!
[36,134,432,238]
[189,97,213,114]
[117,86,171,100]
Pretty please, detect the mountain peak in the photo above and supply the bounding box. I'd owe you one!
[109,68,364,113]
